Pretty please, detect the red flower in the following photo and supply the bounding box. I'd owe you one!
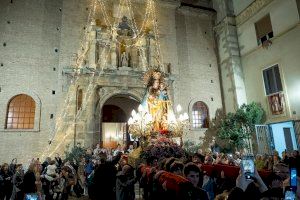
[159,129,169,135]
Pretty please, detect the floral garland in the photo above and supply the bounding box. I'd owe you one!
[140,137,184,161]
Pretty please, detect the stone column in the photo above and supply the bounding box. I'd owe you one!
[88,30,97,69]
[138,37,147,71]
[98,42,108,70]
[111,42,117,69]
[214,15,247,112]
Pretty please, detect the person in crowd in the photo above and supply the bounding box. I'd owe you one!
[164,157,176,172]
[202,170,216,200]
[9,159,17,175]
[93,144,101,158]
[169,161,184,176]
[116,164,136,200]
[33,163,43,200]
[42,157,51,173]
[93,152,122,200]
[45,160,58,182]
[183,162,209,200]
[213,153,222,165]
[55,153,63,171]
[11,164,24,200]
[288,150,300,168]
[228,168,268,200]
[192,154,203,168]
[127,145,134,154]
[273,151,281,165]
[210,138,220,154]
[263,155,273,170]
[215,170,234,195]
[233,152,241,166]
[60,166,73,200]
[113,144,124,156]
[0,171,4,199]
[255,154,265,171]
[23,163,37,195]
[0,163,13,200]
[204,155,213,165]
[77,157,86,196]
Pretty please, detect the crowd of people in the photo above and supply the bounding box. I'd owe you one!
[0,143,299,200]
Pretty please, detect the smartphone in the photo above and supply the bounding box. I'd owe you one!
[24,193,39,200]
[284,187,296,200]
[290,168,297,189]
[242,156,254,179]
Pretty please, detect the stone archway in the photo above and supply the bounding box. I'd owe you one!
[92,87,144,147]
[100,94,140,148]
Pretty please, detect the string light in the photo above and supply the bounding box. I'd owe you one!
[41,0,166,160]
[41,0,99,160]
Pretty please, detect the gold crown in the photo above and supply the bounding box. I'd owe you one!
[152,71,161,80]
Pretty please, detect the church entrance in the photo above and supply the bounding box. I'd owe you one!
[101,94,139,149]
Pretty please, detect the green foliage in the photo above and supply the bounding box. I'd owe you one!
[217,102,265,150]
[183,140,201,155]
[64,144,86,164]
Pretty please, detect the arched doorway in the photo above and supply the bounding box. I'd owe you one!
[101,94,140,149]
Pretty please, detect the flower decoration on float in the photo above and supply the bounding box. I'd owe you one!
[128,102,190,141]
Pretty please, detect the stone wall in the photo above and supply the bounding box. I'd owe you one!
[0,0,223,163]
[0,0,63,163]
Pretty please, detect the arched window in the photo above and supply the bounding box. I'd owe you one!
[77,89,83,112]
[192,101,209,128]
[5,94,36,129]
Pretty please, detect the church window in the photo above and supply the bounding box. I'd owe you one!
[77,89,83,112]
[263,64,283,95]
[255,14,273,45]
[5,94,35,129]
[192,101,209,129]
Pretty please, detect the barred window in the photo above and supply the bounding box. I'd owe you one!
[263,64,283,95]
[77,89,83,112]
[192,101,209,129]
[5,94,35,129]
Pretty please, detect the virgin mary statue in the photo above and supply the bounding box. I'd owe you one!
[141,70,171,132]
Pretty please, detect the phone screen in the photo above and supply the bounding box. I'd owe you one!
[284,190,296,200]
[242,157,254,179]
[290,168,297,188]
[24,193,38,200]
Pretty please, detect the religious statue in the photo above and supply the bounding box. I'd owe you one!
[268,93,285,115]
[142,69,170,132]
[117,16,134,37]
[120,51,128,67]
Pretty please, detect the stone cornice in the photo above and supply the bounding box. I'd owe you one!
[130,0,180,8]
[236,0,274,26]
[158,0,180,8]
[176,5,214,18]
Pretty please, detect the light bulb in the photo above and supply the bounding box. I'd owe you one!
[176,104,182,113]
[131,109,137,117]
[168,112,176,123]
[183,113,189,120]
[138,104,144,112]
[179,114,184,121]
[128,117,133,125]
[145,113,153,123]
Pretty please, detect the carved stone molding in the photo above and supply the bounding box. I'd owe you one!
[236,0,274,26]
[176,6,213,18]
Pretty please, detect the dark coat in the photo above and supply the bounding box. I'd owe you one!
[23,171,36,194]
[115,172,136,200]
[93,153,121,200]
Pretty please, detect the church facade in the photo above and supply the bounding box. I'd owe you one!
[0,0,299,163]
[0,0,222,162]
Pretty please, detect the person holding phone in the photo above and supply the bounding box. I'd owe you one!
[283,167,300,199]
[227,158,268,200]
